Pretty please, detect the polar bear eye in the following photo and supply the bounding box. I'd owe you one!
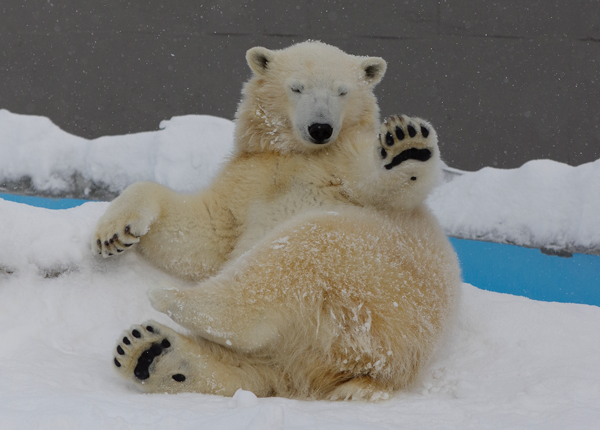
[290,85,303,94]
[339,90,348,96]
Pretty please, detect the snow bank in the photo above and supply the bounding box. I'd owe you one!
[0,109,234,200]
[428,159,600,254]
[1,198,599,429]
[1,110,598,254]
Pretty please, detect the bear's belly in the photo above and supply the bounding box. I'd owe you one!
[230,183,349,260]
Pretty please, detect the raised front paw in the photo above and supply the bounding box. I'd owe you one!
[378,115,437,172]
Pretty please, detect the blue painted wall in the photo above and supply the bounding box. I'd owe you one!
[449,238,599,307]
[0,193,92,210]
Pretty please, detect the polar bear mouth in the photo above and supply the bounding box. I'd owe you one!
[384,148,431,170]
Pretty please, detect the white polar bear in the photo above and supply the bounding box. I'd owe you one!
[94,41,461,401]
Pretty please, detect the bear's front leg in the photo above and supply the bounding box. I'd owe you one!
[93,182,167,257]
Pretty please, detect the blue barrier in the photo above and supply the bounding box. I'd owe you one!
[449,238,599,307]
[0,193,92,209]
[2,193,598,306]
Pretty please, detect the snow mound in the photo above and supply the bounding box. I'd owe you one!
[428,159,600,255]
[1,198,600,429]
[0,109,234,200]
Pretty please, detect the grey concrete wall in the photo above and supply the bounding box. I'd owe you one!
[1,0,599,171]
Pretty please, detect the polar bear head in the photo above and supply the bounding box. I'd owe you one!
[235,41,386,154]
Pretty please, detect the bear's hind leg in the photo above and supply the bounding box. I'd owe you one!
[113,321,269,395]
[148,277,284,352]
[328,376,391,402]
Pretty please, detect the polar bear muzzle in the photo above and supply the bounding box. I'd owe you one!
[308,123,334,144]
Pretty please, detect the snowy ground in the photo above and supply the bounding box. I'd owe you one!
[2,199,599,429]
[1,111,600,428]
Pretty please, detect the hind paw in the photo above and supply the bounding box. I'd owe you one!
[113,321,192,392]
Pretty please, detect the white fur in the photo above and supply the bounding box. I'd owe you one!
[96,41,461,401]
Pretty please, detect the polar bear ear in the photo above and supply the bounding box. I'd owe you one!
[246,47,275,76]
[360,57,387,86]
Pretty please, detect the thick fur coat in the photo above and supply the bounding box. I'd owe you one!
[94,41,461,401]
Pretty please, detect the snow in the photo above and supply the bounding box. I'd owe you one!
[0,109,234,199]
[428,159,600,255]
[1,110,600,428]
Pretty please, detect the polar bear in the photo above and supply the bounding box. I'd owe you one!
[94,41,392,280]
[94,41,461,400]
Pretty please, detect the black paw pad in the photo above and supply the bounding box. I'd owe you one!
[380,148,387,159]
[407,125,417,138]
[411,176,417,181]
[114,358,121,367]
[123,337,130,345]
[117,345,125,355]
[172,374,186,382]
[97,239,101,247]
[133,342,163,380]
[384,148,432,170]
[132,330,141,338]
[395,126,405,141]
[146,326,154,333]
[420,125,429,138]
[161,339,171,348]
[385,132,394,146]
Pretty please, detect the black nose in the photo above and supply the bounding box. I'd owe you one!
[308,123,333,144]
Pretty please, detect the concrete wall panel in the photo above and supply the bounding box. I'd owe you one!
[1,0,599,171]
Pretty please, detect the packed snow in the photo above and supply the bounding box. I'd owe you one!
[0,109,234,200]
[1,110,600,428]
[429,159,600,255]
